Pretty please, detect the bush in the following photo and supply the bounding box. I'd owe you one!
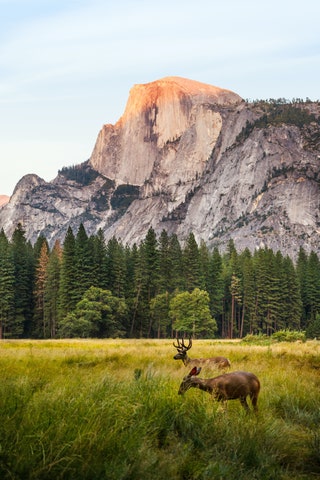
[271,329,306,343]
[241,333,270,345]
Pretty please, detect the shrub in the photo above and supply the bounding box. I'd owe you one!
[271,329,306,343]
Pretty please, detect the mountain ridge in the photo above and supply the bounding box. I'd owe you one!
[0,77,319,259]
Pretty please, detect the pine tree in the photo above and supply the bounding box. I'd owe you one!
[11,224,35,336]
[168,234,184,292]
[143,227,160,301]
[140,227,160,336]
[239,249,256,336]
[130,245,149,337]
[296,247,309,328]
[58,226,77,318]
[91,229,108,289]
[33,242,49,337]
[254,248,281,335]
[306,251,320,324]
[254,248,272,333]
[199,240,210,291]
[280,255,302,329]
[207,247,225,337]
[0,229,14,338]
[74,223,95,301]
[183,232,201,292]
[106,237,126,298]
[158,229,171,294]
[44,240,62,338]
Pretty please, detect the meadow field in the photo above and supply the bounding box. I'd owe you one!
[0,338,319,479]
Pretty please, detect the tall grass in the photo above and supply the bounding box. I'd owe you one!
[0,339,319,479]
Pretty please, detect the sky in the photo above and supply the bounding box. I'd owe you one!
[1,0,319,196]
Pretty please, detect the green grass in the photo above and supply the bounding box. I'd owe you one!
[0,339,319,479]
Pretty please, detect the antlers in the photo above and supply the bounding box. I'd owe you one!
[173,337,192,352]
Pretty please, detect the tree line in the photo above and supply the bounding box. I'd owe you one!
[0,223,319,340]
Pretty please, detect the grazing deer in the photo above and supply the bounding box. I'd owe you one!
[173,338,231,369]
[178,366,260,412]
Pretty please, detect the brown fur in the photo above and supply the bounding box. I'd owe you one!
[173,338,231,369]
[178,368,260,412]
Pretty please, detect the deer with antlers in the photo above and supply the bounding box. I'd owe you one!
[178,366,260,412]
[173,338,231,369]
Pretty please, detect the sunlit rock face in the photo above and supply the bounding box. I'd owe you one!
[89,77,241,193]
[0,195,9,208]
[0,76,319,259]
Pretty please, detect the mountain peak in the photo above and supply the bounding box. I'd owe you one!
[119,76,242,125]
[90,76,239,187]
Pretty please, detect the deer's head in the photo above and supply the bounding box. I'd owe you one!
[173,337,192,360]
[178,366,201,394]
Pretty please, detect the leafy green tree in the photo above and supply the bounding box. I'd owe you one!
[169,288,217,337]
[58,312,93,338]
[59,286,128,338]
[149,292,171,338]
[0,229,14,338]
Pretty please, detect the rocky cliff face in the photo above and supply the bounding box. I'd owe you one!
[0,76,319,258]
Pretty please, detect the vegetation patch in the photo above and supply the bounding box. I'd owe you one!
[110,184,140,213]
[0,339,319,479]
[235,102,320,145]
[58,162,100,186]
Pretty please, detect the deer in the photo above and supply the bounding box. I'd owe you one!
[173,338,231,369]
[178,366,260,413]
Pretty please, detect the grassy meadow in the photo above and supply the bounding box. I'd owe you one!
[0,338,319,480]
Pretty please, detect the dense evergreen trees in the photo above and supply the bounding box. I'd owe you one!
[0,223,319,339]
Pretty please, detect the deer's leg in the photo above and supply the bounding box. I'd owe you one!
[251,393,259,412]
[239,397,250,412]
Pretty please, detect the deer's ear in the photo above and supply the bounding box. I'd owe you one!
[188,366,199,377]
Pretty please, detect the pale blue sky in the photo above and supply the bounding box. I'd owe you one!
[1,0,319,195]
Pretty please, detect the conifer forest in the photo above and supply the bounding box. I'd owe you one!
[0,222,319,340]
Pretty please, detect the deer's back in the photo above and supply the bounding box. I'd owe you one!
[191,356,231,368]
[209,371,260,399]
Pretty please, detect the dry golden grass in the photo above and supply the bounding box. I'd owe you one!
[0,338,319,479]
